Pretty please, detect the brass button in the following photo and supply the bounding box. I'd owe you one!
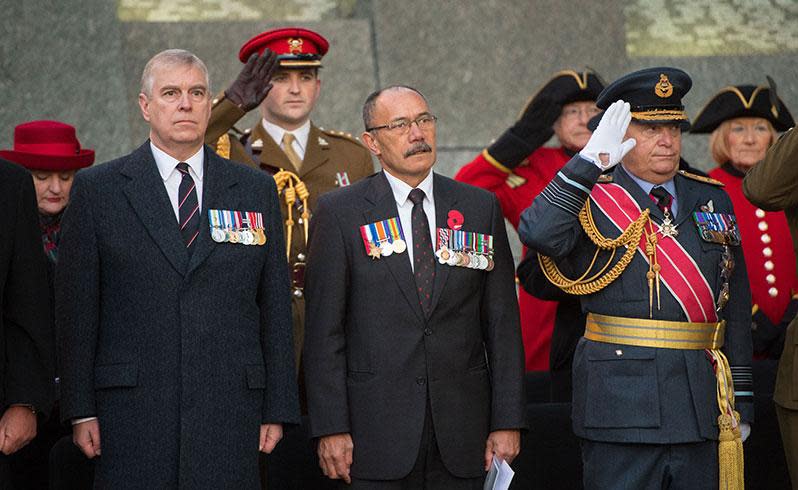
[763,247,773,257]
[765,260,775,271]
[766,274,776,284]
[755,209,766,218]
[758,221,768,232]
[769,287,779,297]
[761,234,772,244]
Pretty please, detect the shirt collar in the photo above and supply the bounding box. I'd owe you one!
[383,169,434,207]
[621,164,676,199]
[262,118,311,153]
[150,142,204,183]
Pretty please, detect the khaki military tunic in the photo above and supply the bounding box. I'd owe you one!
[205,95,375,367]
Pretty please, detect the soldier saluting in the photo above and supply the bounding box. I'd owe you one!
[205,27,374,370]
[520,67,753,490]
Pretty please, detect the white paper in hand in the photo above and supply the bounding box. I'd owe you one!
[483,456,515,490]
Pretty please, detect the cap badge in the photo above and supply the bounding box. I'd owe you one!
[655,74,673,98]
[288,38,303,55]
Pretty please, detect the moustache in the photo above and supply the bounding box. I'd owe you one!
[404,142,432,158]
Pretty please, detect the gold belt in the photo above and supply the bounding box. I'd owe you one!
[584,313,726,350]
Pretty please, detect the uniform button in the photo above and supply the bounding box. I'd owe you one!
[416,377,426,385]
[769,287,779,297]
[615,349,623,357]
[758,221,768,232]
[297,253,306,262]
[763,247,773,257]
[766,274,776,284]
[755,209,766,218]
[761,234,772,244]
[424,328,432,336]
[765,260,775,271]
[293,288,304,298]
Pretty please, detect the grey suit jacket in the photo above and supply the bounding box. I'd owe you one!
[519,156,753,444]
[56,142,299,489]
[303,171,526,480]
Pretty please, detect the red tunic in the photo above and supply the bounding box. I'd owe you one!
[709,165,798,325]
[456,147,569,371]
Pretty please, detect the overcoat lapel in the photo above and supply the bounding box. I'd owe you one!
[120,142,188,276]
[428,173,454,316]
[363,173,425,325]
[187,147,240,276]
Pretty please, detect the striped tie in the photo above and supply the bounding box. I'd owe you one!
[176,162,200,249]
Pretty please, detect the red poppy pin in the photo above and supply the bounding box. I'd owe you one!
[447,210,464,230]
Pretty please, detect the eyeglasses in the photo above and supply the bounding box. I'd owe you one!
[367,114,438,134]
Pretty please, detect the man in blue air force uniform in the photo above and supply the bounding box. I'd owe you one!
[519,67,753,489]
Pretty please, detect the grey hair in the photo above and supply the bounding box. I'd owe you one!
[140,49,210,96]
[362,85,428,130]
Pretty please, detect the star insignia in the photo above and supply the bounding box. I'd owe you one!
[318,136,329,147]
[368,245,382,260]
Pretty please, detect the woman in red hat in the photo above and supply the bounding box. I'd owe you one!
[1,120,94,268]
[0,119,93,490]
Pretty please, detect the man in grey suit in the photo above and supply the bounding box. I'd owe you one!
[303,86,526,488]
[519,68,753,489]
[56,49,299,488]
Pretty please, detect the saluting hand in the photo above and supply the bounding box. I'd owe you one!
[0,406,37,455]
[580,100,636,169]
[225,49,279,112]
[484,429,521,471]
[73,419,101,458]
[318,432,353,484]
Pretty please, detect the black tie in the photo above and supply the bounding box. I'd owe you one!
[409,188,435,314]
[649,186,673,214]
[177,162,200,250]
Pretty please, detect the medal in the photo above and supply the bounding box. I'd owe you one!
[392,239,406,254]
[485,257,495,271]
[368,243,382,260]
[659,211,678,239]
[211,228,226,243]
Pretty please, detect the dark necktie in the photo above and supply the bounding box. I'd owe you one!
[649,186,673,214]
[177,162,200,249]
[409,188,435,314]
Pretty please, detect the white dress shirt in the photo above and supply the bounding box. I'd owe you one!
[151,142,205,222]
[262,118,311,161]
[383,170,436,271]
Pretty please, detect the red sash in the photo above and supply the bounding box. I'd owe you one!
[591,183,718,323]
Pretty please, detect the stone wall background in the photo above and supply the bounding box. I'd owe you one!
[2,0,796,259]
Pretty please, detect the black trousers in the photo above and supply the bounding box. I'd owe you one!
[581,439,717,490]
[345,404,484,490]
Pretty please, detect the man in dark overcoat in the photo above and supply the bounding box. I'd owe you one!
[303,86,526,489]
[0,158,53,487]
[56,49,299,488]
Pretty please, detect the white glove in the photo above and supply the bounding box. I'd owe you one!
[579,100,637,170]
[740,422,751,442]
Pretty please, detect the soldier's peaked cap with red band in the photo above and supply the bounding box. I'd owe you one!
[238,27,329,68]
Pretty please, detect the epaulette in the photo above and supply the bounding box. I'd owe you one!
[320,127,364,146]
[678,170,724,187]
[597,174,614,183]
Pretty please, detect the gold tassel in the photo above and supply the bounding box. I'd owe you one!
[718,411,745,490]
[710,349,745,490]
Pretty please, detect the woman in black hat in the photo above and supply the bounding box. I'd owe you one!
[692,84,797,361]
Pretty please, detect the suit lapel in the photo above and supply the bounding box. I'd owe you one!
[299,125,330,178]
[120,142,188,276]
[363,173,425,324]
[187,147,240,276]
[428,174,454,316]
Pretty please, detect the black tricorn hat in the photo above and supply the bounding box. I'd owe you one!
[690,82,794,134]
[589,67,692,131]
[519,69,605,117]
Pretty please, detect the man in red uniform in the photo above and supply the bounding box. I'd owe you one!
[455,70,603,400]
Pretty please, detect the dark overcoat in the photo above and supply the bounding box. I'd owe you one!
[0,158,53,416]
[56,143,299,489]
